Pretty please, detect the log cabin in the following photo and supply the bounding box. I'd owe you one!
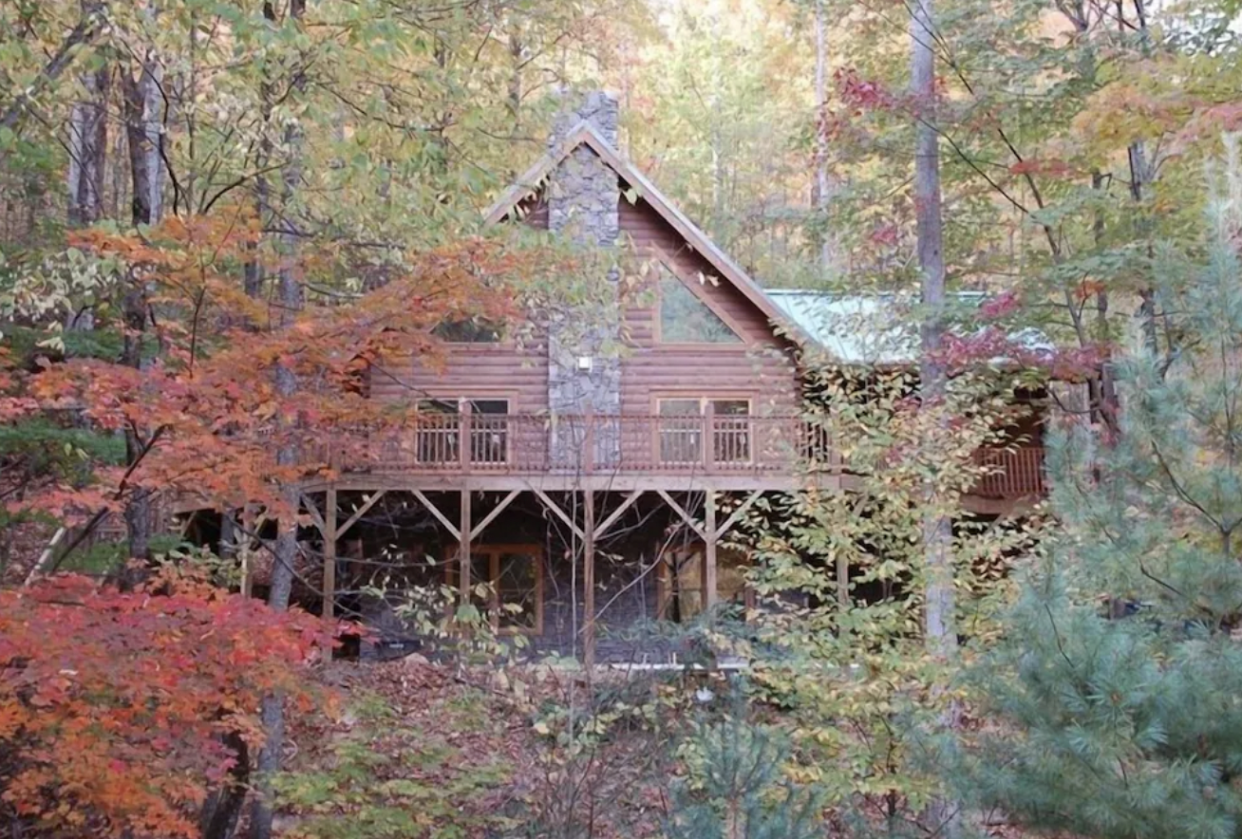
[276,92,1050,665]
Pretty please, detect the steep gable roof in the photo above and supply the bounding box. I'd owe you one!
[484,121,793,336]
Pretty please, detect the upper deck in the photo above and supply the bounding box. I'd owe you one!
[313,412,1045,499]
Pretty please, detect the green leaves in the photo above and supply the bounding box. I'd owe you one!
[961,146,1242,839]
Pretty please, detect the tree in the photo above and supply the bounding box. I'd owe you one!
[622,1,816,284]
[907,0,962,828]
[959,140,1242,839]
[0,566,336,838]
[735,357,1033,834]
[664,694,824,839]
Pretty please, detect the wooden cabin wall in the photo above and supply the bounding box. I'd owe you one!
[615,198,799,417]
[369,338,550,413]
[371,189,799,417]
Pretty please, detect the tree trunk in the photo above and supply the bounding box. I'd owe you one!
[121,60,163,227]
[911,0,959,831]
[67,66,110,228]
[199,729,250,839]
[119,51,165,565]
[250,3,306,837]
[911,0,953,661]
[813,0,834,271]
[0,0,107,146]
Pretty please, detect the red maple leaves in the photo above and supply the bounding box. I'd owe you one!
[0,568,342,837]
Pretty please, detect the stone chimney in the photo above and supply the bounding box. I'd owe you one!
[544,90,622,468]
[545,90,620,248]
[549,89,620,149]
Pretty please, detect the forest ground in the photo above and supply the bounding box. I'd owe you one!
[277,657,675,839]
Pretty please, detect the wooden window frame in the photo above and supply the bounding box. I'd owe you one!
[413,394,515,467]
[652,395,754,467]
[647,251,750,349]
[445,542,544,636]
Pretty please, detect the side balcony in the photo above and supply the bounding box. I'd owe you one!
[313,413,1046,499]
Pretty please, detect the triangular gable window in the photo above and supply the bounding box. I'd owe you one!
[659,271,743,344]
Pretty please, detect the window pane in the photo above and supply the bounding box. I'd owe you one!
[718,548,750,607]
[659,273,742,344]
[433,319,505,342]
[496,551,539,630]
[468,400,509,465]
[419,399,459,414]
[658,401,702,463]
[711,401,750,463]
[416,401,459,463]
[711,400,749,416]
[659,399,701,416]
[469,399,508,415]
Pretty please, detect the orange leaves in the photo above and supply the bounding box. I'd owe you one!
[1073,279,1108,301]
[0,569,340,838]
[22,225,558,520]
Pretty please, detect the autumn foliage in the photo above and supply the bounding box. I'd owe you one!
[0,567,340,837]
[12,208,564,525]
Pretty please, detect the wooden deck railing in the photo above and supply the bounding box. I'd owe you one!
[972,446,1046,499]
[362,413,812,476]
[313,414,1045,497]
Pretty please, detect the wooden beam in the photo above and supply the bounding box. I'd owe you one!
[299,473,820,494]
[655,489,706,539]
[703,490,718,610]
[595,490,644,540]
[323,486,337,621]
[583,489,596,670]
[409,489,460,541]
[532,488,585,542]
[715,490,763,539]
[336,491,387,540]
[459,489,472,596]
[470,489,520,541]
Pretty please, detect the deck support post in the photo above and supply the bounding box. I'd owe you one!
[323,486,337,621]
[703,490,718,611]
[459,489,472,597]
[583,489,596,671]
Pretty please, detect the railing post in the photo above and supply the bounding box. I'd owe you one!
[458,404,470,473]
[704,400,715,472]
[584,410,595,475]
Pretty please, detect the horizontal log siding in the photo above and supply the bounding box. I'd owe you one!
[372,189,797,419]
[369,342,549,414]
[617,198,798,415]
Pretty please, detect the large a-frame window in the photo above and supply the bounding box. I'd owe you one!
[658,272,743,344]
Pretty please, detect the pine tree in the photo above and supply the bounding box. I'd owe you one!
[664,687,824,839]
[959,139,1242,839]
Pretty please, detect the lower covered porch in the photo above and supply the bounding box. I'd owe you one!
[299,483,772,666]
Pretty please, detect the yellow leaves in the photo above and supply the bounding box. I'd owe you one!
[1072,56,1219,152]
